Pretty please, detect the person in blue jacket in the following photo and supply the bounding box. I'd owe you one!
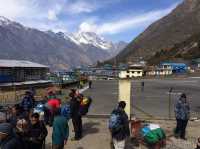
[174,93,190,140]
[21,91,34,116]
[52,108,69,149]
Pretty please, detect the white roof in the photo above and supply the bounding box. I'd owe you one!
[0,59,49,68]
[0,80,52,87]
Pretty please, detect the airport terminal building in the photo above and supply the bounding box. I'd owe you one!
[0,59,50,85]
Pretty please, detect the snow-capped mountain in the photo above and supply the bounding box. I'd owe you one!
[0,16,127,69]
[70,32,114,50]
[65,31,127,57]
[0,16,12,25]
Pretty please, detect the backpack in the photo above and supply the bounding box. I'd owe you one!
[79,97,92,116]
[61,104,71,120]
[109,110,122,132]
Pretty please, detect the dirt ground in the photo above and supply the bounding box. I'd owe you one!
[45,118,200,149]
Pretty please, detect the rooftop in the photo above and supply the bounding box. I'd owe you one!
[161,62,187,66]
[0,59,49,68]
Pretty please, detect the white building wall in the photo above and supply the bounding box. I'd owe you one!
[119,69,143,78]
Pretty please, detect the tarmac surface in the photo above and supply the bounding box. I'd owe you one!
[45,78,200,149]
[45,118,200,149]
[84,78,200,119]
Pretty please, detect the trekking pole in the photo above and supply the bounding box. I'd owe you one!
[168,87,173,119]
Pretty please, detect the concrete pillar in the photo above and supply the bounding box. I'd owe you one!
[118,79,131,119]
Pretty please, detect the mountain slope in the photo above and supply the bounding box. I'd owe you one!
[148,32,200,65]
[115,0,200,63]
[0,16,126,69]
[0,16,92,70]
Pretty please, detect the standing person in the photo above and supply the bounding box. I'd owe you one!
[0,123,21,149]
[141,81,144,92]
[14,119,29,149]
[52,109,69,149]
[7,104,24,127]
[109,101,130,149]
[174,93,190,140]
[47,98,61,126]
[21,91,34,117]
[88,80,92,89]
[69,89,82,141]
[28,113,48,149]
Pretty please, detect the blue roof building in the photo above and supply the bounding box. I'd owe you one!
[161,62,188,73]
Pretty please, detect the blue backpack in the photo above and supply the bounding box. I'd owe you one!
[109,110,122,131]
[61,104,71,120]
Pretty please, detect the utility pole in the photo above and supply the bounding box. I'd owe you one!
[119,78,131,120]
[169,87,173,119]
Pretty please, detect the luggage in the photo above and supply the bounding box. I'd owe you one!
[61,104,71,120]
[79,97,92,116]
[141,124,166,145]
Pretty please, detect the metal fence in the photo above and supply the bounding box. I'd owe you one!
[131,79,200,120]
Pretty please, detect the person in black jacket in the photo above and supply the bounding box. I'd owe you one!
[14,119,29,149]
[27,113,48,149]
[110,101,130,149]
[0,123,21,149]
[69,89,82,141]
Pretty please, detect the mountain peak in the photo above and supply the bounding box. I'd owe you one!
[0,16,12,25]
[114,0,200,63]
[73,31,113,50]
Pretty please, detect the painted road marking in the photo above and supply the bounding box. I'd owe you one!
[79,86,89,93]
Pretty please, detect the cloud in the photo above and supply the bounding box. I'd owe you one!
[0,0,180,40]
[48,10,57,21]
[65,0,122,14]
[0,0,68,31]
[0,0,39,19]
[47,4,62,21]
[66,1,96,14]
[79,4,177,35]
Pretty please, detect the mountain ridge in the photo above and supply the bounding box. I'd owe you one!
[113,0,200,64]
[0,16,127,70]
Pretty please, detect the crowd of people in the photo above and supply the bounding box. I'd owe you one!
[0,87,92,149]
[0,82,199,149]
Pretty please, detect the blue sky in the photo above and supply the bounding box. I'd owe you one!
[0,0,183,42]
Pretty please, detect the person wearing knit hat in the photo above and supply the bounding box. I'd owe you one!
[0,123,21,149]
[174,93,190,140]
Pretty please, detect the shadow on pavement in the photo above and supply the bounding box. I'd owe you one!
[82,121,100,137]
